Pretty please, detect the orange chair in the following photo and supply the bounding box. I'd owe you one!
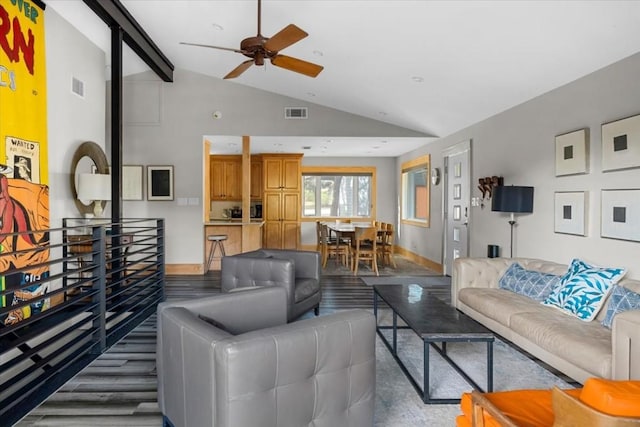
[456,378,640,427]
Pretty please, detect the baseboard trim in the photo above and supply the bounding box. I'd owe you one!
[166,264,204,275]
[394,246,443,274]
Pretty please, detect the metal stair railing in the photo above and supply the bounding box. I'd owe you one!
[0,218,165,427]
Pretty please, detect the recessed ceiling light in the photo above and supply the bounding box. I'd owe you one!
[313,50,323,56]
[212,23,224,31]
[412,76,424,83]
[378,111,388,116]
[373,146,380,149]
[381,140,388,144]
[307,92,316,97]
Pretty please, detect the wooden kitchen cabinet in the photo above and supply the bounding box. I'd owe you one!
[250,158,262,200]
[263,191,300,249]
[261,154,302,249]
[210,155,242,201]
[263,154,302,191]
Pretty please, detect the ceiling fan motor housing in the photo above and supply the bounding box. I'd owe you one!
[241,36,277,65]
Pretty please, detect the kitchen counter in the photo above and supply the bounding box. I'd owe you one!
[204,220,264,271]
[205,219,264,226]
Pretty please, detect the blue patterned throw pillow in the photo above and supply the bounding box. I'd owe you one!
[542,258,626,321]
[499,262,561,301]
[601,285,640,328]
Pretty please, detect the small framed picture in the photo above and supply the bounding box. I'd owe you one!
[601,189,640,242]
[147,165,174,201]
[601,114,640,172]
[554,191,587,236]
[123,165,143,201]
[555,128,588,176]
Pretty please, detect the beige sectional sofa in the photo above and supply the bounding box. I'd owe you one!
[451,257,640,384]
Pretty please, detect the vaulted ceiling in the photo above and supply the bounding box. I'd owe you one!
[48,1,640,156]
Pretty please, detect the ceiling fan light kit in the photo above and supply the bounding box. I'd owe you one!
[180,0,323,79]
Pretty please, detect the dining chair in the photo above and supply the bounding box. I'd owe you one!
[315,220,322,252]
[378,223,397,268]
[349,226,379,276]
[320,223,348,267]
[333,218,352,248]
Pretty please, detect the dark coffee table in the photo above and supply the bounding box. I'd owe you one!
[373,284,494,404]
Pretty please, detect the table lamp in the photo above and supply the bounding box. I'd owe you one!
[491,185,534,258]
[77,173,111,217]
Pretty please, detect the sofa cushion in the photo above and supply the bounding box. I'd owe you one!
[509,310,612,378]
[458,288,542,327]
[498,262,561,301]
[579,378,640,417]
[601,285,640,328]
[542,258,626,321]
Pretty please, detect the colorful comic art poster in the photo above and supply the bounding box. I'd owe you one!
[0,0,50,324]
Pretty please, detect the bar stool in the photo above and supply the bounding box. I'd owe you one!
[206,235,227,272]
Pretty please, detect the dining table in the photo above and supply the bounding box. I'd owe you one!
[323,222,392,270]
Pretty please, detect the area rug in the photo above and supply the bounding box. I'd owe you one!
[300,308,576,426]
[321,256,440,276]
[373,321,575,426]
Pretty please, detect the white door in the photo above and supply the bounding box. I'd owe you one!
[443,140,471,276]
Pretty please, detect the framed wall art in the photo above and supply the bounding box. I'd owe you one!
[601,189,640,242]
[601,114,640,172]
[555,128,588,176]
[147,165,174,201]
[554,191,587,236]
[123,165,143,200]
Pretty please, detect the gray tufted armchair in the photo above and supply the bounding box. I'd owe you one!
[220,249,321,321]
[157,287,376,427]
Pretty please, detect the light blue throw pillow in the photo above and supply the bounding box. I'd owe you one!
[498,262,561,301]
[542,258,626,321]
[601,285,640,328]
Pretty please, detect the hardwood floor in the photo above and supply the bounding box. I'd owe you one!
[17,259,444,426]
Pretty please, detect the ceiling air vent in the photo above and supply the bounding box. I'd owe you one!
[285,107,308,119]
[71,76,85,98]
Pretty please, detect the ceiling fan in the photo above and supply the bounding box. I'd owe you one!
[180,0,324,79]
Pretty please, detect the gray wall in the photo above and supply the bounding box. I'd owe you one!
[120,69,421,264]
[47,8,106,228]
[399,51,640,279]
[299,156,397,246]
[45,9,106,286]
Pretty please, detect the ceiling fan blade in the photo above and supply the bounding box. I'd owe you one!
[271,55,323,78]
[180,42,244,54]
[224,60,254,79]
[264,24,308,52]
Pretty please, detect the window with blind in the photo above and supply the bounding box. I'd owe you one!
[302,168,375,219]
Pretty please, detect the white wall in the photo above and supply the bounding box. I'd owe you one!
[46,8,106,228]
[120,69,422,265]
[399,52,640,279]
[299,156,397,246]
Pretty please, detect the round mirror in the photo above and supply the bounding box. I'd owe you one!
[70,141,109,216]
